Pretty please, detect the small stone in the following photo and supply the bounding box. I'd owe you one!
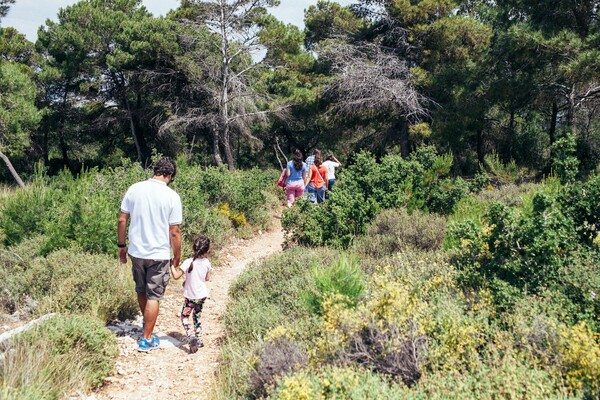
[117,369,126,376]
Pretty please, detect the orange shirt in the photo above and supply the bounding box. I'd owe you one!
[309,165,328,189]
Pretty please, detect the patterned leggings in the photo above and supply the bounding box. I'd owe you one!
[180,297,206,337]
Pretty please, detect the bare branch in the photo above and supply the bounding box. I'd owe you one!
[321,41,428,122]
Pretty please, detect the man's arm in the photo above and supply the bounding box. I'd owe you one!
[117,212,129,264]
[170,224,182,268]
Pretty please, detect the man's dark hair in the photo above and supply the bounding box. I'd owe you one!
[153,157,177,179]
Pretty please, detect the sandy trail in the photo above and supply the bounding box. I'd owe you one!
[92,217,284,400]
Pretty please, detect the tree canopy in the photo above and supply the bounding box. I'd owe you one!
[0,0,599,182]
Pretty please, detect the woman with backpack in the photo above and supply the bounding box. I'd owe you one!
[285,149,308,207]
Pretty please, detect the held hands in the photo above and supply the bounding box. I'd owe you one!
[118,247,128,264]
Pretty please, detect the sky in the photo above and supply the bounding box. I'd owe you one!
[2,0,354,42]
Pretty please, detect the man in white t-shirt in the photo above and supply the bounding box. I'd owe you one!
[322,154,342,191]
[117,157,182,352]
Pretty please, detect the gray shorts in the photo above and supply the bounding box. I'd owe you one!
[130,256,170,301]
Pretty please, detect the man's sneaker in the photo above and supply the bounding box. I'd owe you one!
[151,334,160,347]
[137,337,159,352]
[189,336,199,353]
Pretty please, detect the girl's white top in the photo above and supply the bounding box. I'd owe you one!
[180,257,212,300]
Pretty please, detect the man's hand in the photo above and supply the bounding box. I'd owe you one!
[118,247,128,264]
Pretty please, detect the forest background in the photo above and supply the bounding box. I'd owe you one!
[0,0,598,182]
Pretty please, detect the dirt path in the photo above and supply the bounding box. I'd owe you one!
[92,217,284,400]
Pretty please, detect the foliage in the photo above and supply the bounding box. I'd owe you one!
[1,314,117,398]
[448,178,600,318]
[0,245,137,322]
[551,133,580,184]
[301,255,365,316]
[0,159,278,254]
[249,337,308,399]
[219,248,335,399]
[267,365,406,400]
[558,322,600,396]
[0,61,41,157]
[283,148,469,248]
[355,208,447,258]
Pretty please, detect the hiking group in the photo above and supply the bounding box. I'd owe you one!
[117,157,211,354]
[282,148,342,207]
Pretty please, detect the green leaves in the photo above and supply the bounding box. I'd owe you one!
[0,61,41,156]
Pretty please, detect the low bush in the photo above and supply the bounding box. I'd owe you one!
[0,178,53,247]
[249,337,308,399]
[0,158,279,255]
[301,255,365,316]
[342,323,426,386]
[356,209,447,257]
[1,314,117,398]
[411,344,571,400]
[0,246,137,322]
[448,179,600,318]
[267,365,407,400]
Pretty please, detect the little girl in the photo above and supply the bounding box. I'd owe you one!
[170,235,212,353]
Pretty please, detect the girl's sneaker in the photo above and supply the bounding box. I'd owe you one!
[137,337,159,352]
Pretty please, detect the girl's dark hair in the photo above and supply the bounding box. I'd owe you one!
[314,153,323,166]
[189,235,210,272]
[293,149,303,171]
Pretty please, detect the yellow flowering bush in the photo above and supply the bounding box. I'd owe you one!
[365,268,428,333]
[267,366,406,400]
[216,202,247,227]
[559,322,600,395]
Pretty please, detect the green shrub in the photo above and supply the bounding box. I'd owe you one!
[0,179,53,247]
[410,345,572,400]
[301,255,365,316]
[356,208,447,257]
[283,147,468,248]
[551,133,580,184]
[0,247,137,322]
[1,314,117,398]
[484,152,530,185]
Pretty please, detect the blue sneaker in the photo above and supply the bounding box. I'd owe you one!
[151,334,160,347]
[137,337,159,352]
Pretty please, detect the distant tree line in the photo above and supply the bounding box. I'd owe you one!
[0,0,599,184]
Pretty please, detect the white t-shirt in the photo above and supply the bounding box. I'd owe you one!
[322,161,340,180]
[180,257,212,300]
[120,178,182,260]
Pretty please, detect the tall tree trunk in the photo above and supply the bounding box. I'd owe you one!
[212,129,223,166]
[508,108,515,160]
[219,0,235,171]
[549,101,558,145]
[398,118,410,158]
[476,128,485,166]
[59,135,69,167]
[0,150,25,188]
[566,86,576,132]
[124,96,143,162]
[222,123,235,171]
